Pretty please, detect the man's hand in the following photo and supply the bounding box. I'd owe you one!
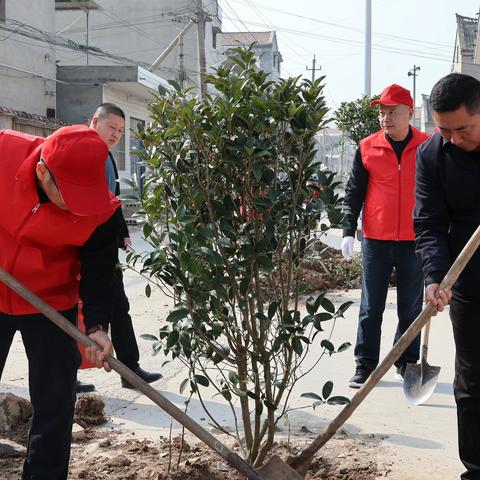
[425,283,452,314]
[86,331,113,372]
[341,236,355,260]
[121,237,132,251]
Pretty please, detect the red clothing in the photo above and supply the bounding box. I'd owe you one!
[0,130,115,315]
[359,127,430,240]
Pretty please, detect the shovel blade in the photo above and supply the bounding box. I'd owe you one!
[256,455,304,480]
[403,361,441,405]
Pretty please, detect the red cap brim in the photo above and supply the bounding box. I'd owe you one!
[56,176,114,216]
[370,99,400,107]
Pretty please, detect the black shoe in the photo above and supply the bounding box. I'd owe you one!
[349,365,372,389]
[76,380,96,394]
[121,367,163,389]
[395,364,407,381]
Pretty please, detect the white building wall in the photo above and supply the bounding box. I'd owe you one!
[55,0,221,92]
[0,0,56,115]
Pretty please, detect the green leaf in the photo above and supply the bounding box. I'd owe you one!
[167,308,189,322]
[300,392,322,401]
[143,222,153,238]
[321,297,336,313]
[292,337,303,355]
[322,381,333,399]
[306,296,315,315]
[255,312,269,323]
[326,396,350,405]
[221,389,232,401]
[336,301,354,316]
[233,387,248,397]
[179,378,189,394]
[140,334,158,341]
[228,371,239,385]
[337,342,352,353]
[321,339,334,352]
[268,301,279,319]
[166,330,180,349]
[252,162,265,181]
[263,400,277,411]
[145,283,152,298]
[193,375,209,387]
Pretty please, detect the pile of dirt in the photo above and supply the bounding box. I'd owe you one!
[74,394,108,427]
[300,247,363,292]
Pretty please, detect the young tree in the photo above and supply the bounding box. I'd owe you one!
[129,48,351,467]
[334,94,380,145]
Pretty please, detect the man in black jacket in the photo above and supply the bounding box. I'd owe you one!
[414,73,480,480]
[88,103,162,390]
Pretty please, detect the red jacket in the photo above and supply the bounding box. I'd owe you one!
[359,127,430,240]
[0,130,116,315]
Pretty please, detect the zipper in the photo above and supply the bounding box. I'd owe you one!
[397,163,401,240]
[5,203,41,312]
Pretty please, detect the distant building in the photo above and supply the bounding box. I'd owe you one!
[0,0,65,134]
[420,94,436,134]
[452,13,480,78]
[55,0,222,92]
[218,31,282,81]
[56,65,170,186]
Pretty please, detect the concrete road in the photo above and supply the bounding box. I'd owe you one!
[0,227,463,479]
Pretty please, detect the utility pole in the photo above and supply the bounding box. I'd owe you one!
[196,0,207,97]
[408,65,420,126]
[306,55,320,82]
[364,0,372,96]
[85,8,89,66]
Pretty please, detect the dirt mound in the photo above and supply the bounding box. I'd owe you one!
[74,394,108,427]
[0,393,32,433]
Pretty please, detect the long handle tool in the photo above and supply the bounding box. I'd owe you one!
[288,224,480,477]
[0,267,302,480]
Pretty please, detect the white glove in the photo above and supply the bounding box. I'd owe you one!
[341,236,355,260]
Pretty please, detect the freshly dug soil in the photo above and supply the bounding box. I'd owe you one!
[0,424,383,480]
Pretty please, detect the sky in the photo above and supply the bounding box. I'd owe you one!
[219,0,479,111]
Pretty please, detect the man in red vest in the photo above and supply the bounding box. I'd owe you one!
[341,84,429,388]
[0,125,119,479]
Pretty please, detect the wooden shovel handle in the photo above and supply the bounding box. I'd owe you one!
[0,267,261,480]
[421,318,432,363]
[290,224,480,475]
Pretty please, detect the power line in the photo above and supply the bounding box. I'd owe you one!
[220,16,453,64]
[227,0,454,51]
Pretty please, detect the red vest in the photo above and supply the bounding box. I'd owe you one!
[359,127,430,241]
[0,130,116,315]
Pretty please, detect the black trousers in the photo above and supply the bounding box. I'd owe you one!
[450,297,480,480]
[111,269,139,371]
[0,308,81,480]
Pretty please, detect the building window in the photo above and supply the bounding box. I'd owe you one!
[0,0,6,22]
[110,131,125,172]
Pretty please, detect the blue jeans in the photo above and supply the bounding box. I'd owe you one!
[354,238,423,370]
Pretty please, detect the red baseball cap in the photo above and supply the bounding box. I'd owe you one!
[41,125,112,216]
[370,84,413,108]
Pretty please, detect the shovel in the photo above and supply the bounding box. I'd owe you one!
[403,318,441,405]
[288,224,480,477]
[0,267,302,480]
